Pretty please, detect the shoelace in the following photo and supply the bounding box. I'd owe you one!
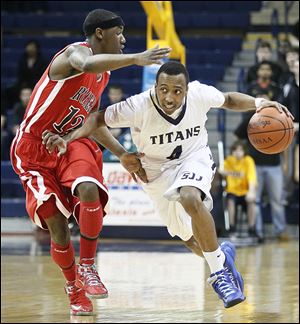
[66,285,89,304]
[212,273,236,298]
[224,265,237,287]
[80,265,103,287]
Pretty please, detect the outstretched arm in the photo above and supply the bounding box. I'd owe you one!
[42,112,148,182]
[220,92,293,118]
[50,44,171,79]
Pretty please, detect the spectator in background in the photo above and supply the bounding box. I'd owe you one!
[1,86,32,160]
[276,39,293,72]
[282,59,299,203]
[3,40,47,111]
[219,141,257,238]
[278,47,299,86]
[247,61,282,101]
[234,92,289,243]
[246,41,282,85]
[1,101,9,160]
[10,86,32,136]
[17,40,48,90]
[104,84,129,139]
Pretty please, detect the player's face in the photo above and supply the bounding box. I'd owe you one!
[155,73,187,115]
[99,26,126,54]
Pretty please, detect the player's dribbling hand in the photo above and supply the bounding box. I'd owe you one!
[119,152,148,183]
[256,100,294,119]
[42,130,67,157]
[135,45,172,66]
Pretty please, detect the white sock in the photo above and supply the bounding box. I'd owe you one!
[203,247,226,274]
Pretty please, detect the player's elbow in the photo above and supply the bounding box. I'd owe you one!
[222,92,235,108]
[81,58,93,72]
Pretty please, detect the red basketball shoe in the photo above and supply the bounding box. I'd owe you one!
[65,283,93,316]
[75,264,108,299]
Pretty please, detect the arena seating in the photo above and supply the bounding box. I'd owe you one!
[2,0,260,91]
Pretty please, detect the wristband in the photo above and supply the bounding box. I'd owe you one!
[255,98,265,109]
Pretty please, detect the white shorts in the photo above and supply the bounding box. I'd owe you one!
[142,146,216,241]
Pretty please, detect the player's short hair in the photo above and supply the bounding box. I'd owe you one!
[83,9,124,37]
[156,61,189,85]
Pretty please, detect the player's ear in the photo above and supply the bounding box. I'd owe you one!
[95,28,104,41]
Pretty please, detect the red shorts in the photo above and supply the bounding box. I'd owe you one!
[10,132,108,229]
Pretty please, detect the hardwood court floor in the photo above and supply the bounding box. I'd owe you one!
[1,238,299,323]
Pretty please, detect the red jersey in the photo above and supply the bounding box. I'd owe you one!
[19,42,110,138]
[10,42,110,227]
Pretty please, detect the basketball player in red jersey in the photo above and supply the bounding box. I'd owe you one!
[10,9,170,316]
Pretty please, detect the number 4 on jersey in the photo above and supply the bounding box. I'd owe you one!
[167,145,182,160]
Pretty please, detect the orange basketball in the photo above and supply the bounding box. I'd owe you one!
[247,107,294,154]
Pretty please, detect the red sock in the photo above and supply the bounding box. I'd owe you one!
[79,200,103,265]
[50,241,76,282]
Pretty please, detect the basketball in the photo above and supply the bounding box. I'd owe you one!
[247,107,294,154]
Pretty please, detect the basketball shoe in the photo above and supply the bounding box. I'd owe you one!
[207,269,245,308]
[65,283,93,316]
[220,241,245,293]
[76,263,108,299]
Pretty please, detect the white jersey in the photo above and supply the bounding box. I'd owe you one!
[105,80,225,181]
[105,81,225,241]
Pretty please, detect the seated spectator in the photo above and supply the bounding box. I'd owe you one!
[276,39,293,72]
[103,84,129,139]
[219,141,257,238]
[246,40,282,85]
[17,40,48,90]
[3,39,48,111]
[1,86,32,160]
[247,61,282,101]
[279,47,299,86]
[10,86,32,135]
[1,98,9,160]
[281,59,299,202]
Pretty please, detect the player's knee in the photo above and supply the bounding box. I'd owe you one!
[45,214,70,246]
[180,187,204,214]
[76,182,99,202]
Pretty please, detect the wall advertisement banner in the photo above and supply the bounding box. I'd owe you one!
[102,163,164,227]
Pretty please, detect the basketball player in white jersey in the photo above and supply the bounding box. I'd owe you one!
[42,61,292,308]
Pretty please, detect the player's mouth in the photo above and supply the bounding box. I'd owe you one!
[120,45,125,54]
[164,103,175,110]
